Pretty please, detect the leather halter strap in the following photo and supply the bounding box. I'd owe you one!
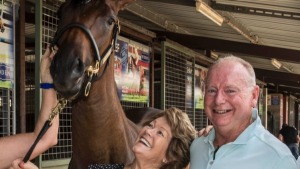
[50,19,120,97]
[23,99,68,163]
[50,20,119,67]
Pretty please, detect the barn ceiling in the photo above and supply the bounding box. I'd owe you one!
[118,0,300,99]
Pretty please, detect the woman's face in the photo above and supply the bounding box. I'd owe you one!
[132,116,173,164]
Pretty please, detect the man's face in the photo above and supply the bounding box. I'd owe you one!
[204,61,259,132]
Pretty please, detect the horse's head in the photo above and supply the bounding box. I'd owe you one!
[50,0,134,100]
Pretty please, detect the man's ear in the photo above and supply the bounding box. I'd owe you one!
[251,85,260,107]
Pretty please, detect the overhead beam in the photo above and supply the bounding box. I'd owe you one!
[212,1,300,21]
[267,85,300,95]
[261,77,300,88]
[277,86,300,95]
[120,24,154,43]
[254,68,300,98]
[155,31,300,63]
[255,68,300,82]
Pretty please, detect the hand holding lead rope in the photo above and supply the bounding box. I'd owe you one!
[22,99,67,163]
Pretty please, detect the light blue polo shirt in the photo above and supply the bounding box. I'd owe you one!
[190,109,297,169]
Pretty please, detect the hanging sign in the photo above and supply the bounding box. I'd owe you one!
[0,1,15,89]
[114,36,150,103]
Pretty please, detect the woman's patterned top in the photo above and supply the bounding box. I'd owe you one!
[88,164,124,169]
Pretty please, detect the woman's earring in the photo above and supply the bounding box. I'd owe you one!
[162,159,167,163]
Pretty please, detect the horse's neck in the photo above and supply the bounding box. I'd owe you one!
[73,54,127,126]
[70,63,138,167]
[73,77,128,131]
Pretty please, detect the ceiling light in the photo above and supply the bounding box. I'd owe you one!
[210,51,219,60]
[271,58,282,69]
[271,58,294,73]
[196,0,224,26]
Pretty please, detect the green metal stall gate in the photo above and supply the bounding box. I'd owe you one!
[154,41,209,131]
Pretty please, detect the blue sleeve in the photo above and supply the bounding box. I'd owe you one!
[273,156,297,169]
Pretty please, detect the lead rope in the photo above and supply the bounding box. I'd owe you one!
[22,98,68,163]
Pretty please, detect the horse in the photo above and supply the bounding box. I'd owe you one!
[48,0,161,168]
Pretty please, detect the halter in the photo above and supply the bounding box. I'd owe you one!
[23,99,68,163]
[50,19,120,97]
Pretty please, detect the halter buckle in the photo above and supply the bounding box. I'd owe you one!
[86,61,100,77]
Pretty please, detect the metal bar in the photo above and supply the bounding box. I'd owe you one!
[150,43,154,107]
[7,90,10,135]
[11,1,16,135]
[192,58,196,126]
[35,0,42,167]
[161,41,166,110]
[35,0,42,121]
[16,0,25,133]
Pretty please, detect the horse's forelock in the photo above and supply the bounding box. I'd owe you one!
[67,0,108,14]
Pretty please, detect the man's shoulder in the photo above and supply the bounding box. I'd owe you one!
[191,136,207,148]
[190,136,210,154]
[190,136,210,169]
[254,129,294,157]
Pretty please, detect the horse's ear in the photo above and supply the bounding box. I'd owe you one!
[109,0,135,11]
[118,0,135,10]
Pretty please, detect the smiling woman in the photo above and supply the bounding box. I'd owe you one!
[88,107,196,169]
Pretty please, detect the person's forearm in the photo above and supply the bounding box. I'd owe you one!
[0,89,58,169]
[31,89,59,158]
[0,133,35,169]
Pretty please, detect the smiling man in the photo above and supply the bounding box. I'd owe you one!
[190,55,297,169]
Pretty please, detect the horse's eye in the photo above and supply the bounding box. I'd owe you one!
[82,0,91,5]
[107,17,115,26]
